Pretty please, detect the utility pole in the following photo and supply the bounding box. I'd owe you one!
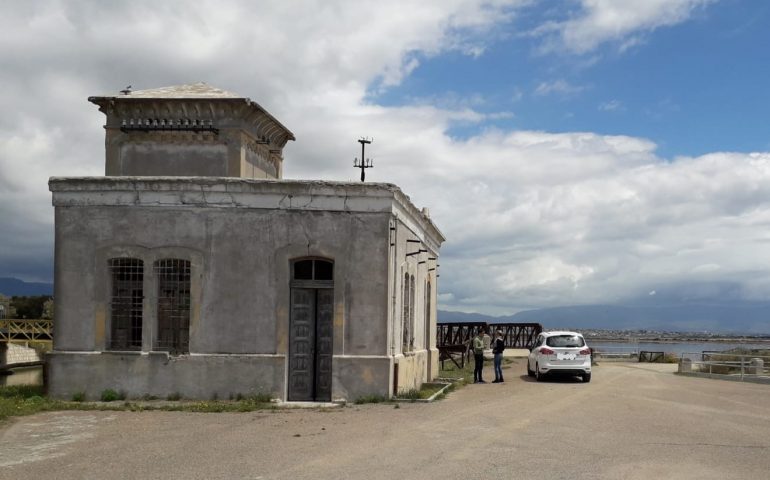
[353,137,373,182]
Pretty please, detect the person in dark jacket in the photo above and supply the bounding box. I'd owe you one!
[492,329,505,383]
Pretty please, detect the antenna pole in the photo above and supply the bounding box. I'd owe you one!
[354,137,373,182]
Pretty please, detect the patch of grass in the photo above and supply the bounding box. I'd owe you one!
[245,393,272,403]
[395,382,447,401]
[354,394,389,405]
[439,360,474,387]
[156,394,275,413]
[0,385,62,422]
[100,389,126,402]
[0,385,276,422]
[398,389,421,400]
[0,385,44,399]
[71,391,86,402]
[166,392,182,401]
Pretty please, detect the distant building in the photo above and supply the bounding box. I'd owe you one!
[0,294,14,319]
[48,83,444,401]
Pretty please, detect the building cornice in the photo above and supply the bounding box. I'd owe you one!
[49,176,445,246]
[88,97,296,148]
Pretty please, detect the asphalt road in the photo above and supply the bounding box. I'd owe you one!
[1,362,769,480]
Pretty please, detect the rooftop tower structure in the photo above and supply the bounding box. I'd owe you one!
[88,83,295,178]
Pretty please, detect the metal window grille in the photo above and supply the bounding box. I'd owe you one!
[154,259,191,354]
[109,258,144,350]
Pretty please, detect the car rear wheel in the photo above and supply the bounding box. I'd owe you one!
[535,363,544,382]
[527,361,534,377]
[582,372,591,383]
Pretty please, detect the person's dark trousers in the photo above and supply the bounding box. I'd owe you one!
[494,353,503,382]
[474,353,484,382]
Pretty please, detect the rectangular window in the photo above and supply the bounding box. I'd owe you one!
[154,259,191,354]
[409,274,415,350]
[402,273,410,352]
[109,258,144,350]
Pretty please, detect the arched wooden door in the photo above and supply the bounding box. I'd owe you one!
[288,259,334,402]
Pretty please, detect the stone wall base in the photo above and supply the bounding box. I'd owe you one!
[46,351,394,402]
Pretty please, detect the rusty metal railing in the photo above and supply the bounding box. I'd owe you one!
[437,322,542,368]
[437,322,542,350]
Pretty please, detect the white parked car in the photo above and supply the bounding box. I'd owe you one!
[527,331,592,383]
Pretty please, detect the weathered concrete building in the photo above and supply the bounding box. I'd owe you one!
[48,84,444,402]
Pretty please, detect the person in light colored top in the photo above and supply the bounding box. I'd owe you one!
[472,330,486,383]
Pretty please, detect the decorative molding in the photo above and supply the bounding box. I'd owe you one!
[92,98,294,149]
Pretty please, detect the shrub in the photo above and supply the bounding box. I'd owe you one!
[244,393,272,403]
[398,389,421,400]
[100,389,120,402]
[354,394,389,404]
[71,392,86,402]
[0,385,43,399]
[166,392,182,401]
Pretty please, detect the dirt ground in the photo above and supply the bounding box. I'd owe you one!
[1,361,769,480]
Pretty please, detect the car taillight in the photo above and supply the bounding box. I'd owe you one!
[579,348,591,355]
[540,347,554,355]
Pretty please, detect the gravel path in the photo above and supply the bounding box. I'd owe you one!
[1,361,769,480]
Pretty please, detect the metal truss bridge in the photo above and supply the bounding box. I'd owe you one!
[437,321,542,369]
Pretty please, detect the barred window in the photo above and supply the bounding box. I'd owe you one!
[109,258,143,350]
[402,273,411,352]
[154,259,191,354]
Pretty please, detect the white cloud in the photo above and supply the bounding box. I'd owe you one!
[3,0,770,318]
[535,0,716,54]
[533,79,587,96]
[598,99,623,111]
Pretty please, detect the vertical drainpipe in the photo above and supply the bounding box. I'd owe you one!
[389,220,396,357]
[390,218,398,396]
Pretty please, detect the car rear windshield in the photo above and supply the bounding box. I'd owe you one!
[546,335,585,348]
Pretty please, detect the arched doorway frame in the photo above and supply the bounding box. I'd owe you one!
[287,257,334,402]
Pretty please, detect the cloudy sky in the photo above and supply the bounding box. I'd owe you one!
[2,0,770,315]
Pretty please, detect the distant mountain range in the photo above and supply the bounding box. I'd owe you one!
[0,277,54,296]
[439,303,770,334]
